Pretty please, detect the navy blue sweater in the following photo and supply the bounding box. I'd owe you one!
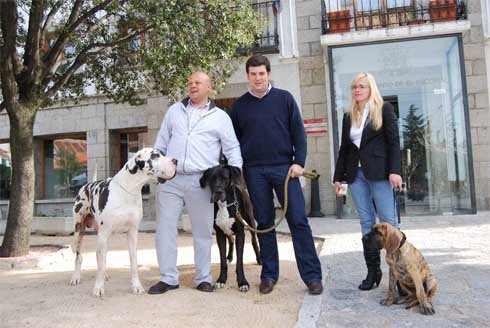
[229,87,307,168]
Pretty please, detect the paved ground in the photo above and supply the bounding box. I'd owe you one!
[0,231,320,328]
[290,211,490,328]
[1,211,489,327]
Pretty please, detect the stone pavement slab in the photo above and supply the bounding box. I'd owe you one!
[287,211,490,328]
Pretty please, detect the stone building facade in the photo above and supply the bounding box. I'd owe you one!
[1,0,489,233]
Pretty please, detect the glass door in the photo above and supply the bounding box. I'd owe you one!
[330,35,476,217]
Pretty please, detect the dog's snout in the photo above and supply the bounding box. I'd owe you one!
[172,159,178,165]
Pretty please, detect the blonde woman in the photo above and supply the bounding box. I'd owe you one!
[333,72,402,291]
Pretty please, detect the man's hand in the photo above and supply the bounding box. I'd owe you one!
[289,164,304,178]
[389,174,403,190]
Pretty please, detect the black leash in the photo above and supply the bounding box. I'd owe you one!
[398,231,407,249]
[394,188,401,224]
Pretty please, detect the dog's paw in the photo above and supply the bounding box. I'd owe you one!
[215,281,226,289]
[70,274,81,285]
[380,297,394,306]
[132,284,145,294]
[420,302,435,315]
[92,286,105,298]
[238,284,250,292]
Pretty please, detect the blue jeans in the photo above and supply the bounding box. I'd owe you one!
[350,168,398,236]
[243,165,322,284]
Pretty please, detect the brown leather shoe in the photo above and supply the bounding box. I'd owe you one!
[259,279,275,294]
[148,281,179,294]
[196,282,214,292]
[306,281,323,295]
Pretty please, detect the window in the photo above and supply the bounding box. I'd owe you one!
[356,0,412,11]
[354,0,415,28]
[119,130,148,166]
[119,23,146,62]
[239,1,279,54]
[386,0,411,8]
[214,98,238,113]
[127,27,143,52]
[357,0,381,11]
[0,143,11,200]
[42,137,87,199]
[42,34,76,62]
[112,128,150,194]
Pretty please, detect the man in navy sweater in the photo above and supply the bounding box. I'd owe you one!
[229,55,323,295]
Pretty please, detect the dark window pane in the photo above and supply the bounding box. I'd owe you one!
[0,143,11,200]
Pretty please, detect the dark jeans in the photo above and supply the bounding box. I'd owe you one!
[243,164,322,284]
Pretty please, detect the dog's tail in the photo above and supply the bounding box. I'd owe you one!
[70,207,88,285]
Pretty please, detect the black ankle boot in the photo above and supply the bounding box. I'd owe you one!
[358,236,382,291]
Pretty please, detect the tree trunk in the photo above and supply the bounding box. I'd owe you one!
[0,106,36,257]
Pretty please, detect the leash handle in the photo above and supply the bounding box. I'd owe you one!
[235,171,318,234]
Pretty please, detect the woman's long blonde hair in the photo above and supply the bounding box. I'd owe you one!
[349,72,383,130]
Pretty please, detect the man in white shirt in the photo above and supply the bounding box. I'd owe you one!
[149,71,242,294]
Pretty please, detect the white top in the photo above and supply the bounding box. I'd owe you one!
[154,100,243,174]
[350,103,370,149]
[186,100,210,130]
[248,83,272,98]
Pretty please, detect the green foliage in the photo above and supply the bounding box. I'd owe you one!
[402,104,427,187]
[32,0,260,105]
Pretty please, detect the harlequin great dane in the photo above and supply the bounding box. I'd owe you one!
[200,164,261,292]
[70,148,177,297]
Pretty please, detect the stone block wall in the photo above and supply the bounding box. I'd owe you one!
[465,0,490,209]
[296,0,336,215]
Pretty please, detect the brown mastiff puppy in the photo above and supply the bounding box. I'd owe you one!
[365,223,437,315]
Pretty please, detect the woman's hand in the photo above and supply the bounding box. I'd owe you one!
[334,181,342,196]
[389,174,403,190]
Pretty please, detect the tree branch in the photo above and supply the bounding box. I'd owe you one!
[44,22,151,84]
[23,0,45,84]
[43,0,115,70]
[40,1,63,51]
[67,0,84,27]
[45,24,151,98]
[45,54,88,99]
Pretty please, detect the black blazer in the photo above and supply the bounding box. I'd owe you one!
[333,102,401,184]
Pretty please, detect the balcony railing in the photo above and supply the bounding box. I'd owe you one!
[321,0,468,34]
[240,1,280,54]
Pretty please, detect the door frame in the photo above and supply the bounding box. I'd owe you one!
[327,33,476,218]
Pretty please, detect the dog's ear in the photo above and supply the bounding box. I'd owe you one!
[127,152,146,174]
[136,159,145,170]
[383,223,402,254]
[228,165,242,185]
[200,168,211,188]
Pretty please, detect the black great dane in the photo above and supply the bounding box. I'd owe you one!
[200,165,261,292]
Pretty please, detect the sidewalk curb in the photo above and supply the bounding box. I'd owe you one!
[0,244,72,270]
[295,241,329,328]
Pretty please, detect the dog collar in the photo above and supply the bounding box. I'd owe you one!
[398,231,407,249]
